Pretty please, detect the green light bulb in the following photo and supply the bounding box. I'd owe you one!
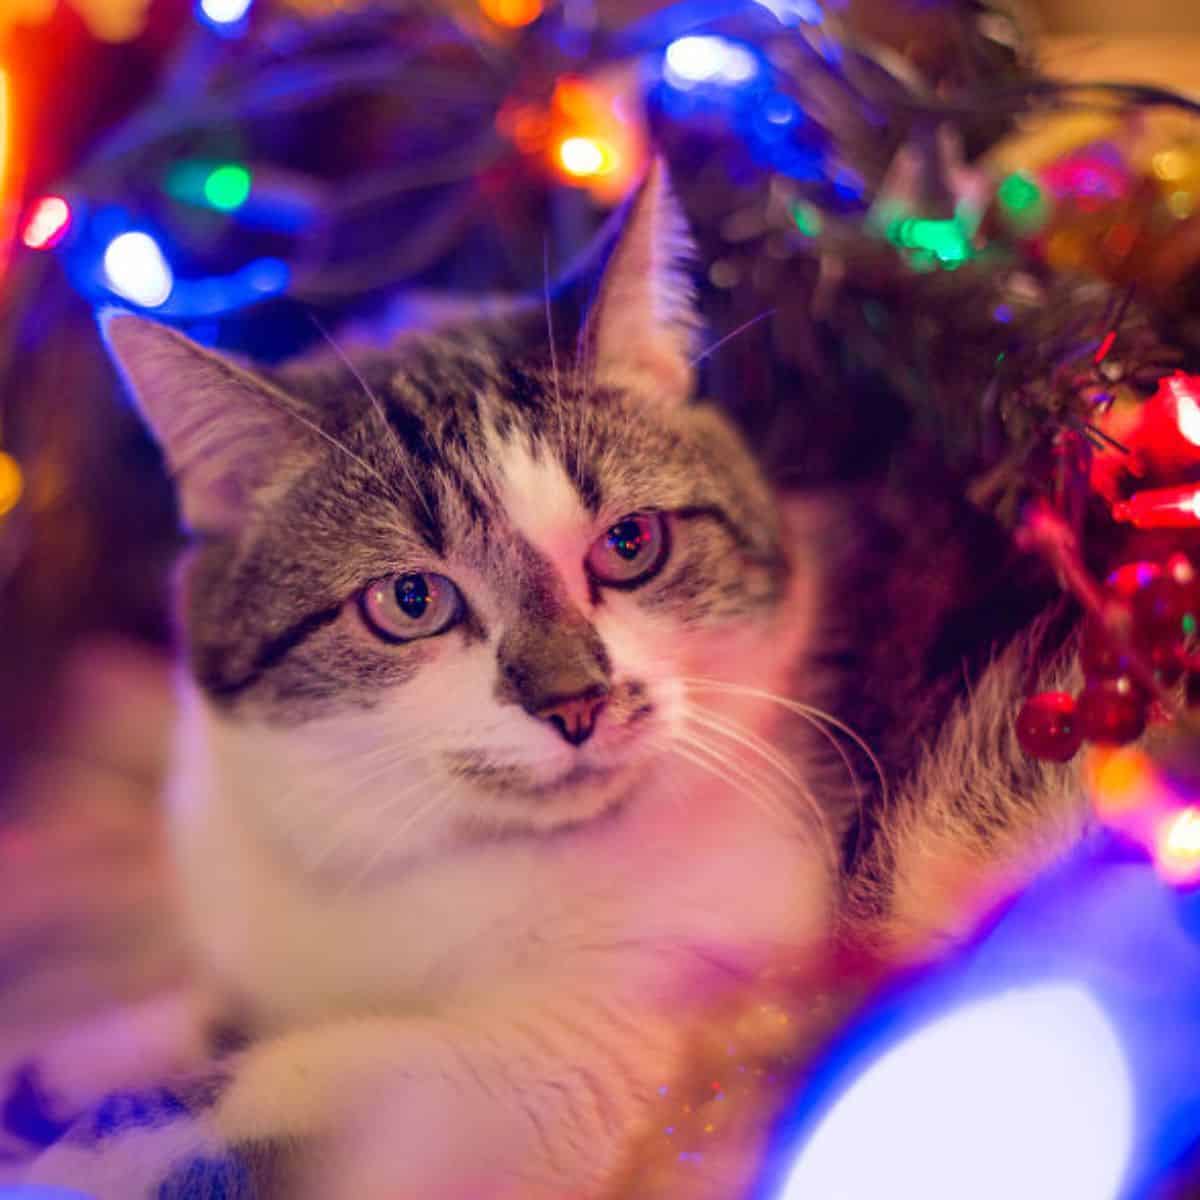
[203,164,252,212]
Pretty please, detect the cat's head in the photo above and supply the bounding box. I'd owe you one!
[104,164,813,876]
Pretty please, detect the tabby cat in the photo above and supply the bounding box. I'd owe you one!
[17,162,1087,1198]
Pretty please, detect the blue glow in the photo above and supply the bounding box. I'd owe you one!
[160,257,291,318]
[663,36,761,90]
[0,1190,93,1198]
[754,0,822,24]
[198,0,253,27]
[102,232,174,308]
[779,984,1133,1200]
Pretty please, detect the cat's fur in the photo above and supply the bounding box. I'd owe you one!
[16,163,1089,1197]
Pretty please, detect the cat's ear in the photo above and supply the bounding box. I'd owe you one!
[102,312,314,535]
[583,158,699,403]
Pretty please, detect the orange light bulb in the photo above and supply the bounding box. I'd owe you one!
[478,0,542,28]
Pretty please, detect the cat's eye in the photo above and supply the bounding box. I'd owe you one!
[585,513,670,589]
[359,573,463,643]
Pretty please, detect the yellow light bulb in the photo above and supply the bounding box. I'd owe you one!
[0,451,24,517]
[558,136,614,179]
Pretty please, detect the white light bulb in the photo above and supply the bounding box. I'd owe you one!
[663,36,760,90]
[780,984,1133,1200]
[103,232,174,309]
[199,0,254,26]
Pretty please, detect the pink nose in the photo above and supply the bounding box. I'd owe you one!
[538,691,607,746]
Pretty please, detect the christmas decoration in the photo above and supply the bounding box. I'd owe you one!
[5,4,1200,1196]
[1015,691,1082,762]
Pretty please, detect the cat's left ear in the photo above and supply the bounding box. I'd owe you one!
[583,158,700,404]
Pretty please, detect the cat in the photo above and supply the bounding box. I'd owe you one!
[13,161,854,1198]
[14,160,1091,1198]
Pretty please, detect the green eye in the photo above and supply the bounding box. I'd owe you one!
[360,573,463,643]
[586,513,670,588]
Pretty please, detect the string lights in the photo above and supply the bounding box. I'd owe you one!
[21,195,73,251]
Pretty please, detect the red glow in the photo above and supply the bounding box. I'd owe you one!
[1112,482,1200,529]
[21,194,71,250]
[1093,331,1116,364]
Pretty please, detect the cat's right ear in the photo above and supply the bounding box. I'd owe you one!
[101,312,312,536]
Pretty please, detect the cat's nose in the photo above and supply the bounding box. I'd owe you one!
[537,688,608,747]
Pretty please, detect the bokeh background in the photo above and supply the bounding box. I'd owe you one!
[1,0,1200,1174]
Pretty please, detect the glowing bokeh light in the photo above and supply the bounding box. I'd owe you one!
[0,67,11,270]
[103,232,174,308]
[21,196,72,250]
[1168,374,1200,448]
[1155,807,1200,886]
[203,163,252,211]
[1089,745,1156,825]
[199,0,254,26]
[0,451,23,517]
[779,985,1132,1200]
[478,0,543,27]
[1152,149,1190,183]
[558,136,613,179]
[754,0,822,24]
[663,36,760,90]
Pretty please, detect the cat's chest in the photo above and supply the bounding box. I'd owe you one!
[168,753,832,1030]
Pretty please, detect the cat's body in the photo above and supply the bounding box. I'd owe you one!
[13,164,1087,1198]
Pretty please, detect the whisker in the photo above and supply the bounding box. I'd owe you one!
[343,786,455,893]
[665,733,839,876]
[681,706,803,788]
[250,374,395,498]
[688,309,776,368]
[306,776,435,872]
[680,677,876,866]
[670,729,795,829]
[308,312,438,530]
[675,718,839,873]
[680,677,886,802]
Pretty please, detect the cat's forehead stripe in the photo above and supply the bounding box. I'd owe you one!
[491,432,588,561]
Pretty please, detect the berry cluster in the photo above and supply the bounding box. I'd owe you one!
[1018,553,1200,762]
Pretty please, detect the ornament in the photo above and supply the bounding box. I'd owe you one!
[1077,677,1148,746]
[1017,505,1198,763]
[1016,692,1082,762]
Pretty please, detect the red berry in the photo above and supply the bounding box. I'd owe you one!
[1016,692,1083,761]
[1105,561,1162,600]
[1077,677,1147,744]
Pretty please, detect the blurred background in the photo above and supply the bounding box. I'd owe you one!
[2,0,1200,1170]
